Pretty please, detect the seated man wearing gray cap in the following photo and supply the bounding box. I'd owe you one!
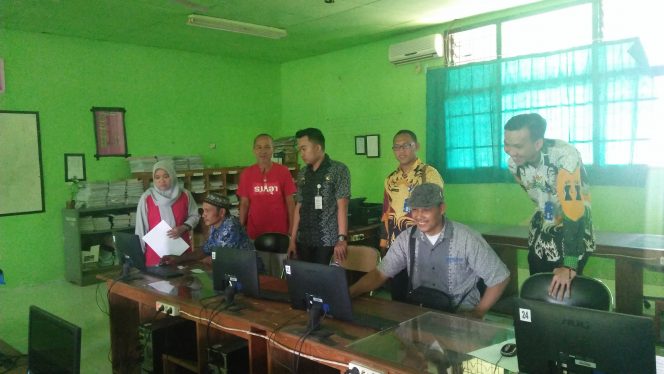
[161,193,253,266]
[350,183,510,318]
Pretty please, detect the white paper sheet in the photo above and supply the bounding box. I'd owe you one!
[142,220,189,257]
[148,280,175,294]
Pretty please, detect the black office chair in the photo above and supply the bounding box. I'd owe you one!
[254,233,290,277]
[520,272,613,311]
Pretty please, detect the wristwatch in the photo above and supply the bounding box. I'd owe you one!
[338,234,347,242]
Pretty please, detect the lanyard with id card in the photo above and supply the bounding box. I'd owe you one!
[314,183,323,210]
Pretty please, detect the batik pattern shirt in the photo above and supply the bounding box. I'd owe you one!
[380,159,444,248]
[202,216,253,255]
[508,139,595,269]
[295,154,351,246]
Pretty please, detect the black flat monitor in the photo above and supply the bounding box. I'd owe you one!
[28,305,82,374]
[211,247,289,308]
[284,260,353,331]
[113,232,182,279]
[514,298,656,373]
[212,247,260,304]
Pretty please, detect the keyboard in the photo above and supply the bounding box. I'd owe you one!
[144,266,183,279]
[258,289,291,302]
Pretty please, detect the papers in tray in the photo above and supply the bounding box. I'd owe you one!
[142,220,190,257]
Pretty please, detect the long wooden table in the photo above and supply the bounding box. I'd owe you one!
[102,270,514,374]
[471,223,664,315]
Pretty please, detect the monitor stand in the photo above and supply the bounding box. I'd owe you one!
[223,285,247,312]
[301,303,333,338]
[119,262,142,281]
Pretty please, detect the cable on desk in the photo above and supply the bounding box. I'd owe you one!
[179,310,347,369]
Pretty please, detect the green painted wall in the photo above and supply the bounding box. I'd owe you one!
[2,18,663,288]
[0,30,282,285]
[281,32,664,283]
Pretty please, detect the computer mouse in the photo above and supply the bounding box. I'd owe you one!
[500,343,517,357]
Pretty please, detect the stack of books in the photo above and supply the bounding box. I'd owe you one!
[126,179,144,205]
[75,181,109,208]
[126,157,156,173]
[108,180,127,205]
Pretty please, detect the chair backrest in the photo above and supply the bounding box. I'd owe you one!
[254,232,290,254]
[337,245,380,273]
[520,273,613,311]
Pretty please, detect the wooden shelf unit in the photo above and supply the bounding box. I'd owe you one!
[62,205,136,285]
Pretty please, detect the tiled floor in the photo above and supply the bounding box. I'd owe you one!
[1,269,663,373]
[0,279,112,373]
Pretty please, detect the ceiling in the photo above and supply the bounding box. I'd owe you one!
[0,0,541,62]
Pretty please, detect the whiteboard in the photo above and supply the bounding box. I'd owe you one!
[0,111,45,216]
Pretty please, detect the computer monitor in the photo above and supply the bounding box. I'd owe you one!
[514,298,656,373]
[113,232,183,279]
[113,232,147,274]
[284,260,353,331]
[28,305,82,374]
[212,247,261,307]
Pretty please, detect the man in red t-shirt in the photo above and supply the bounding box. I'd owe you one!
[238,134,297,239]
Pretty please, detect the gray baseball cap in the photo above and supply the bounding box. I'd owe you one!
[408,183,445,208]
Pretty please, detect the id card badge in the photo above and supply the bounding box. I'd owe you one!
[314,184,323,210]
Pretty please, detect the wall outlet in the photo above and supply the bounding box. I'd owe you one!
[155,301,180,316]
[348,361,385,374]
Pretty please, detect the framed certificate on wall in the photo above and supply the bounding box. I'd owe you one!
[91,107,129,159]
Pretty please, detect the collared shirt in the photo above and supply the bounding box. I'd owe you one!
[381,158,444,248]
[378,219,510,311]
[202,215,253,255]
[295,154,351,246]
[508,138,594,268]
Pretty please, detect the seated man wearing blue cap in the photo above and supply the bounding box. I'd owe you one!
[349,183,510,319]
[161,193,253,266]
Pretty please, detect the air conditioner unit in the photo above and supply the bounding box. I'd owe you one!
[388,34,443,65]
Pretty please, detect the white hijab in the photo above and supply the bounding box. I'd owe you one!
[149,160,181,226]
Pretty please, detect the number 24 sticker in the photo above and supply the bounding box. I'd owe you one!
[519,308,532,322]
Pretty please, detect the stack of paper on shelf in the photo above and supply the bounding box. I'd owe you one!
[78,216,95,232]
[92,216,112,231]
[126,179,144,205]
[108,180,127,206]
[75,181,109,208]
[110,213,131,229]
[126,156,156,173]
[187,155,204,170]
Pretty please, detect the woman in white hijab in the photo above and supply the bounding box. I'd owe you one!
[135,160,200,266]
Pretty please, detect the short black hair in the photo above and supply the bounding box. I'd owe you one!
[393,130,418,143]
[504,113,547,141]
[253,133,273,146]
[295,128,325,150]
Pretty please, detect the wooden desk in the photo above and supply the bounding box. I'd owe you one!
[102,271,432,374]
[470,223,664,315]
[0,339,27,374]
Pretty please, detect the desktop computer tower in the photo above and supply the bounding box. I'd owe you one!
[138,317,197,374]
[206,337,249,374]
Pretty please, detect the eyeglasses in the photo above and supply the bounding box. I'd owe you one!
[392,142,415,151]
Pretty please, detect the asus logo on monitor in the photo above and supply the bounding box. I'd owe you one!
[561,318,590,329]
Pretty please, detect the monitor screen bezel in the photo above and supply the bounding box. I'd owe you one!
[28,305,82,374]
[284,260,353,322]
[211,247,261,298]
[514,298,656,373]
[112,231,147,272]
